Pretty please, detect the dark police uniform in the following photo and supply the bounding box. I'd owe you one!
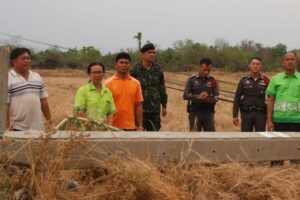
[233,74,270,132]
[183,75,219,132]
[130,62,168,131]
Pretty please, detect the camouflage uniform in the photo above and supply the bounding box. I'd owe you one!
[183,75,219,132]
[130,62,168,131]
[233,74,270,132]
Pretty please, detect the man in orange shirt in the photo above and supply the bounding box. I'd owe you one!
[106,52,143,131]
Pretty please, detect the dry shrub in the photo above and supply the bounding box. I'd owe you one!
[60,116,120,131]
[2,137,300,200]
[0,136,86,199]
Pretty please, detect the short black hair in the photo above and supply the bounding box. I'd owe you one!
[285,51,297,57]
[140,43,155,53]
[10,47,31,61]
[249,57,262,64]
[199,58,212,65]
[87,62,105,74]
[115,52,131,62]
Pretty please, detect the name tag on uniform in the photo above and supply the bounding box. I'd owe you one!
[193,80,200,86]
[259,80,266,86]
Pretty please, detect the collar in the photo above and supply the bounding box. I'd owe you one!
[11,68,33,79]
[283,71,299,79]
[88,81,107,95]
[112,74,132,80]
[10,68,18,76]
[247,73,262,80]
[195,74,210,80]
[138,62,158,70]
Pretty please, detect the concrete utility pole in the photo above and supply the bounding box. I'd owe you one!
[0,46,10,135]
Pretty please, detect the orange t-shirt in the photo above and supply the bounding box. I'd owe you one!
[105,74,143,129]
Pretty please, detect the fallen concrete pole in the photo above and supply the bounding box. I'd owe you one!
[2,131,300,168]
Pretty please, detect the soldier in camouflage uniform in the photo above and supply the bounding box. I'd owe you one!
[130,43,168,131]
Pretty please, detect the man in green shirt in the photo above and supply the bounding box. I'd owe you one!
[266,52,300,166]
[130,43,168,131]
[74,62,116,125]
[266,52,300,132]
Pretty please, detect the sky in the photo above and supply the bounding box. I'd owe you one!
[1,0,300,53]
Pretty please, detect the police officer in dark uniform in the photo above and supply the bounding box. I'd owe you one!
[233,57,270,132]
[183,58,219,132]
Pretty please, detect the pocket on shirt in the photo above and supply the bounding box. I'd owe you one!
[291,84,300,98]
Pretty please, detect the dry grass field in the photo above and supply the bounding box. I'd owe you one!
[39,68,276,132]
[1,69,300,200]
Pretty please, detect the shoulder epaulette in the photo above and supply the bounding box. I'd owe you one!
[208,75,216,80]
[261,75,270,84]
[189,75,198,80]
[240,75,249,81]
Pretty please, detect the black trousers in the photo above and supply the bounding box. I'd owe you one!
[241,112,266,132]
[270,122,300,166]
[189,111,215,132]
[274,122,300,132]
[143,112,161,131]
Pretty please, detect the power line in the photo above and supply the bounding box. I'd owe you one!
[106,71,234,103]
[178,72,237,86]
[0,32,71,50]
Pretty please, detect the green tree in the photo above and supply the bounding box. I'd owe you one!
[238,40,257,52]
[133,32,142,51]
[272,43,287,57]
[80,46,101,66]
[64,48,82,69]
[172,39,208,71]
[32,49,64,68]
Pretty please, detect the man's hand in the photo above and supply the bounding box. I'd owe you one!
[233,117,239,126]
[44,120,54,133]
[7,122,13,131]
[161,108,167,117]
[199,92,208,99]
[267,120,274,131]
[136,126,144,131]
[77,111,86,118]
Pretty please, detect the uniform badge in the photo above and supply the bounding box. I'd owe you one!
[193,80,200,86]
[259,80,266,85]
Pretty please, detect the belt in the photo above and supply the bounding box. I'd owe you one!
[241,105,266,112]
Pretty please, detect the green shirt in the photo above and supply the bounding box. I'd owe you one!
[266,71,300,123]
[74,81,116,123]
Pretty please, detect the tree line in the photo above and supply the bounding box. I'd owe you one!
[30,39,300,72]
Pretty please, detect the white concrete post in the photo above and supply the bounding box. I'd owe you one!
[0,46,10,135]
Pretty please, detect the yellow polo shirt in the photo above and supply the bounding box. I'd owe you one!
[74,81,116,123]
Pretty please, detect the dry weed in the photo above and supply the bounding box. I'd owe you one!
[1,138,300,200]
